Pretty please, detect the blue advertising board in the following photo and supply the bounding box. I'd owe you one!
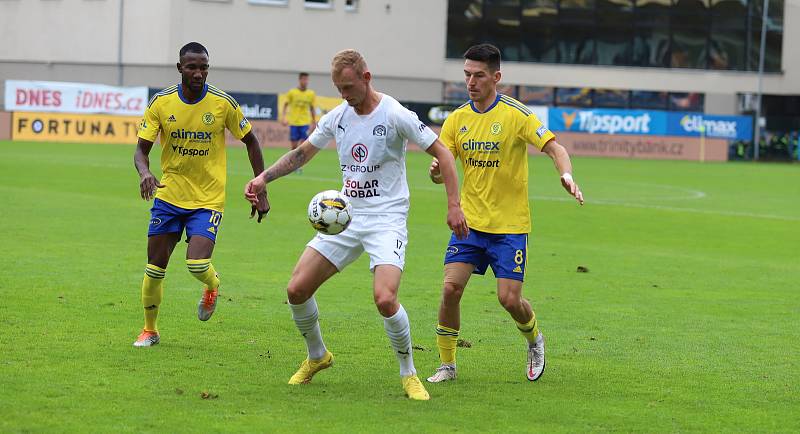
[147,88,278,120]
[549,108,667,136]
[666,113,752,141]
[549,107,752,140]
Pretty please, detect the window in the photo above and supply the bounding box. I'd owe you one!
[446,0,784,72]
[345,0,358,11]
[556,87,593,107]
[593,89,629,108]
[630,90,668,109]
[443,82,469,104]
[518,86,554,105]
[305,0,332,8]
[447,0,486,58]
[669,92,704,111]
[248,0,287,5]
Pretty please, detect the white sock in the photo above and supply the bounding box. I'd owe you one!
[383,304,416,377]
[289,297,327,360]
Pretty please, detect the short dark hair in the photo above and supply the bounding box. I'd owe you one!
[179,42,209,58]
[299,72,309,78]
[463,43,501,72]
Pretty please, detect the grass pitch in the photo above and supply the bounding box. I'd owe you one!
[0,140,798,433]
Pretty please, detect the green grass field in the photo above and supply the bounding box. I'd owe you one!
[1,140,798,433]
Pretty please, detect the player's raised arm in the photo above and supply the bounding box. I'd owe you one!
[426,140,469,239]
[542,139,584,205]
[133,137,165,201]
[244,140,321,209]
[240,131,270,222]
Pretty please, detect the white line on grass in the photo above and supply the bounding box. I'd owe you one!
[264,174,799,222]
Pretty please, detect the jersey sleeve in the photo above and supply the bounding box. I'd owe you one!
[307,108,336,148]
[225,100,251,140]
[438,113,458,157]
[394,104,437,150]
[137,102,161,142]
[521,113,555,151]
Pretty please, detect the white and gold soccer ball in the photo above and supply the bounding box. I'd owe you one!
[307,190,352,235]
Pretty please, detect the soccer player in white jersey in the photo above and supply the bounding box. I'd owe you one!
[244,49,468,400]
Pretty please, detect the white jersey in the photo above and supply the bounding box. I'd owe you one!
[308,93,437,216]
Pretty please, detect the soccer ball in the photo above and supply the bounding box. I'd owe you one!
[307,190,352,235]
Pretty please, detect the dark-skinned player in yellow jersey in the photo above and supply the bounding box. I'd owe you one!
[132,42,269,347]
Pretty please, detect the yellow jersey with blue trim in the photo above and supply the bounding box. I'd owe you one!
[138,83,252,212]
[285,87,316,126]
[439,94,555,234]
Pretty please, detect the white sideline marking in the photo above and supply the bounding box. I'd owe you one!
[264,174,799,222]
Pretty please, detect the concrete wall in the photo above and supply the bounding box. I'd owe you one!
[1,0,797,114]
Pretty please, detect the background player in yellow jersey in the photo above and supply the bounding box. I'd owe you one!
[132,42,269,347]
[427,43,584,382]
[281,72,317,151]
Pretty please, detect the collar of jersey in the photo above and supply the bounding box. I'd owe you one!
[469,93,501,114]
[177,83,208,105]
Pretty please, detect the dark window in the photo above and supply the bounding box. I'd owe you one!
[596,8,633,65]
[447,0,485,58]
[631,90,668,109]
[443,82,469,104]
[498,84,519,98]
[556,87,593,106]
[518,86,555,105]
[594,89,630,107]
[445,0,783,72]
[521,0,558,62]
[669,92,704,111]
[485,0,523,60]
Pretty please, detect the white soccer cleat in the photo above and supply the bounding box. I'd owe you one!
[527,333,545,381]
[426,364,457,383]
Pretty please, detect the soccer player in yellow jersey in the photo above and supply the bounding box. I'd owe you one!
[281,72,317,151]
[427,43,584,382]
[132,42,269,347]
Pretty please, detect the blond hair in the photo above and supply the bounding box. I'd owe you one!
[331,49,368,75]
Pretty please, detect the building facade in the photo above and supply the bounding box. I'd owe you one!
[0,0,797,127]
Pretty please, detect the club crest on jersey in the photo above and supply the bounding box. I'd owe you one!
[373,125,386,136]
[202,112,215,125]
[167,115,177,123]
[351,143,368,163]
[459,126,468,133]
[491,122,502,135]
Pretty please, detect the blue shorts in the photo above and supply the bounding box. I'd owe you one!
[289,125,310,142]
[443,229,528,281]
[148,198,223,242]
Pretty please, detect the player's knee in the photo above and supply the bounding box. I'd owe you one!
[442,281,465,303]
[373,291,398,316]
[286,280,311,305]
[497,292,521,312]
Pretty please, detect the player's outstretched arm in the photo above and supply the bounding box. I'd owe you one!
[542,139,584,205]
[241,131,269,222]
[244,140,321,211]
[426,140,469,239]
[133,137,165,201]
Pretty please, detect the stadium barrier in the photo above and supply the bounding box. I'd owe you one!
[0,111,10,140]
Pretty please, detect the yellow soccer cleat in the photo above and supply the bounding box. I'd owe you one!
[402,375,430,401]
[288,351,334,384]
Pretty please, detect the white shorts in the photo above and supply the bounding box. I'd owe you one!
[307,213,407,272]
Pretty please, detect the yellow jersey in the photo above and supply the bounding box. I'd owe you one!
[138,83,252,212]
[440,94,555,234]
[285,87,316,126]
